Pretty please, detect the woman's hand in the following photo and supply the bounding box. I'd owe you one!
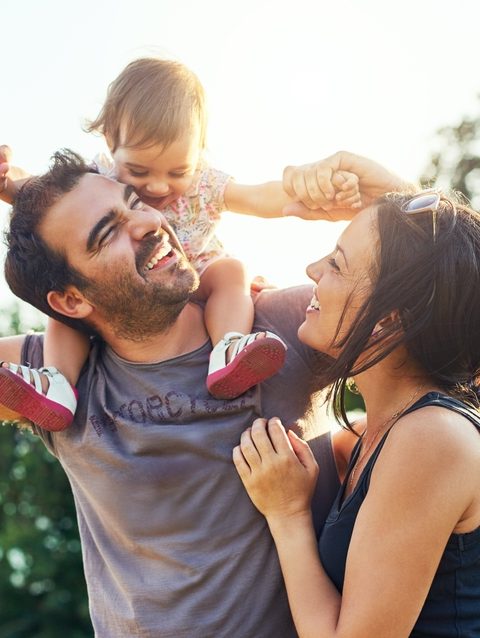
[282,150,414,219]
[233,417,319,524]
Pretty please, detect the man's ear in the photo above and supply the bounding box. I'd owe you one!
[47,287,94,320]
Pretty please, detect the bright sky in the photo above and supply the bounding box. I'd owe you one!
[1,0,479,329]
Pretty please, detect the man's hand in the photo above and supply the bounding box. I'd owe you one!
[282,150,415,219]
[0,145,32,204]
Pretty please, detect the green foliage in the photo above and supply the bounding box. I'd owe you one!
[421,97,480,205]
[0,304,92,637]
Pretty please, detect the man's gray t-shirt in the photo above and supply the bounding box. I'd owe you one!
[23,286,340,638]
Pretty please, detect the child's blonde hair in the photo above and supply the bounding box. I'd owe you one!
[87,58,207,152]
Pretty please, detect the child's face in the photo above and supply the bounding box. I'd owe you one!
[113,125,202,210]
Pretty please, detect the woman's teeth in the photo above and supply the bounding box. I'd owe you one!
[309,296,321,310]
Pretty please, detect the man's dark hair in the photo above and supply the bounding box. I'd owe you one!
[325,192,480,429]
[4,149,97,335]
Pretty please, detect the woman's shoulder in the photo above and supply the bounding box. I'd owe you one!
[390,399,480,456]
[373,400,480,532]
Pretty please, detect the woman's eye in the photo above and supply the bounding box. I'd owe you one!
[328,257,340,271]
[128,169,148,177]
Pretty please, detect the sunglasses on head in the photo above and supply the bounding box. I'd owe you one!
[400,189,457,243]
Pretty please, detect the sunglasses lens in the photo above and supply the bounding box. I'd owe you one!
[403,193,439,213]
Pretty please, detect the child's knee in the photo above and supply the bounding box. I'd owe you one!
[203,258,249,288]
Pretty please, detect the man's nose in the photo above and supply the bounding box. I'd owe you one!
[128,209,162,240]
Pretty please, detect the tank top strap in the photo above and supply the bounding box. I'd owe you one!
[402,391,480,431]
[354,392,480,494]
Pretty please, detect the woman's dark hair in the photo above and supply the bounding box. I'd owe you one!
[326,191,480,431]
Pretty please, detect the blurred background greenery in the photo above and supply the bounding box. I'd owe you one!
[1,106,479,637]
[0,307,92,637]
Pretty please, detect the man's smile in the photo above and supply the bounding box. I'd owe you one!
[144,240,176,271]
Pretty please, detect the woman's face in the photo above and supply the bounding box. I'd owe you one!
[298,206,378,357]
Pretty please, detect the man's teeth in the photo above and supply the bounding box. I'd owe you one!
[146,244,171,270]
[309,296,321,310]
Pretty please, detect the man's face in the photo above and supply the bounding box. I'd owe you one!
[39,173,199,339]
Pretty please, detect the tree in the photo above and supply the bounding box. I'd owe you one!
[421,98,480,205]
[0,304,92,638]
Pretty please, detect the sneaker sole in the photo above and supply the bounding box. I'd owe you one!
[0,368,73,431]
[207,337,286,400]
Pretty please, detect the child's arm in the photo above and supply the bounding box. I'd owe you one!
[0,145,31,204]
[224,170,361,222]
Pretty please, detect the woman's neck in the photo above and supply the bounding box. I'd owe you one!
[353,354,434,434]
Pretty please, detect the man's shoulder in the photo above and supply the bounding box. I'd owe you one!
[254,284,310,315]
[253,285,310,335]
[21,333,44,368]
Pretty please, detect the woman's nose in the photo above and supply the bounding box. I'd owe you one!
[306,259,322,282]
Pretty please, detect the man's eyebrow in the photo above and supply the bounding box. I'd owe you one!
[86,185,135,252]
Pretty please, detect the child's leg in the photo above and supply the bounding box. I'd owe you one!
[44,318,90,386]
[198,258,254,346]
[0,318,87,431]
[195,258,287,399]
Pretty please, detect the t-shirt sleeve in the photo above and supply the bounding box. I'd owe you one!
[20,333,57,454]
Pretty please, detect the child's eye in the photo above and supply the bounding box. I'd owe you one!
[128,168,148,177]
[170,171,187,178]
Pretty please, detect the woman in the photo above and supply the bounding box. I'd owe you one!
[234,184,480,637]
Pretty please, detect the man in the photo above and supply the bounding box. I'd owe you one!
[1,150,340,638]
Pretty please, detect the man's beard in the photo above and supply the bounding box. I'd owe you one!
[83,242,199,341]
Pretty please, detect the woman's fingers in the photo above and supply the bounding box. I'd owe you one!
[239,425,262,468]
[288,430,319,476]
[232,444,251,481]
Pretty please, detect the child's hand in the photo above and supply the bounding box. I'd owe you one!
[332,170,362,210]
[0,145,32,204]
